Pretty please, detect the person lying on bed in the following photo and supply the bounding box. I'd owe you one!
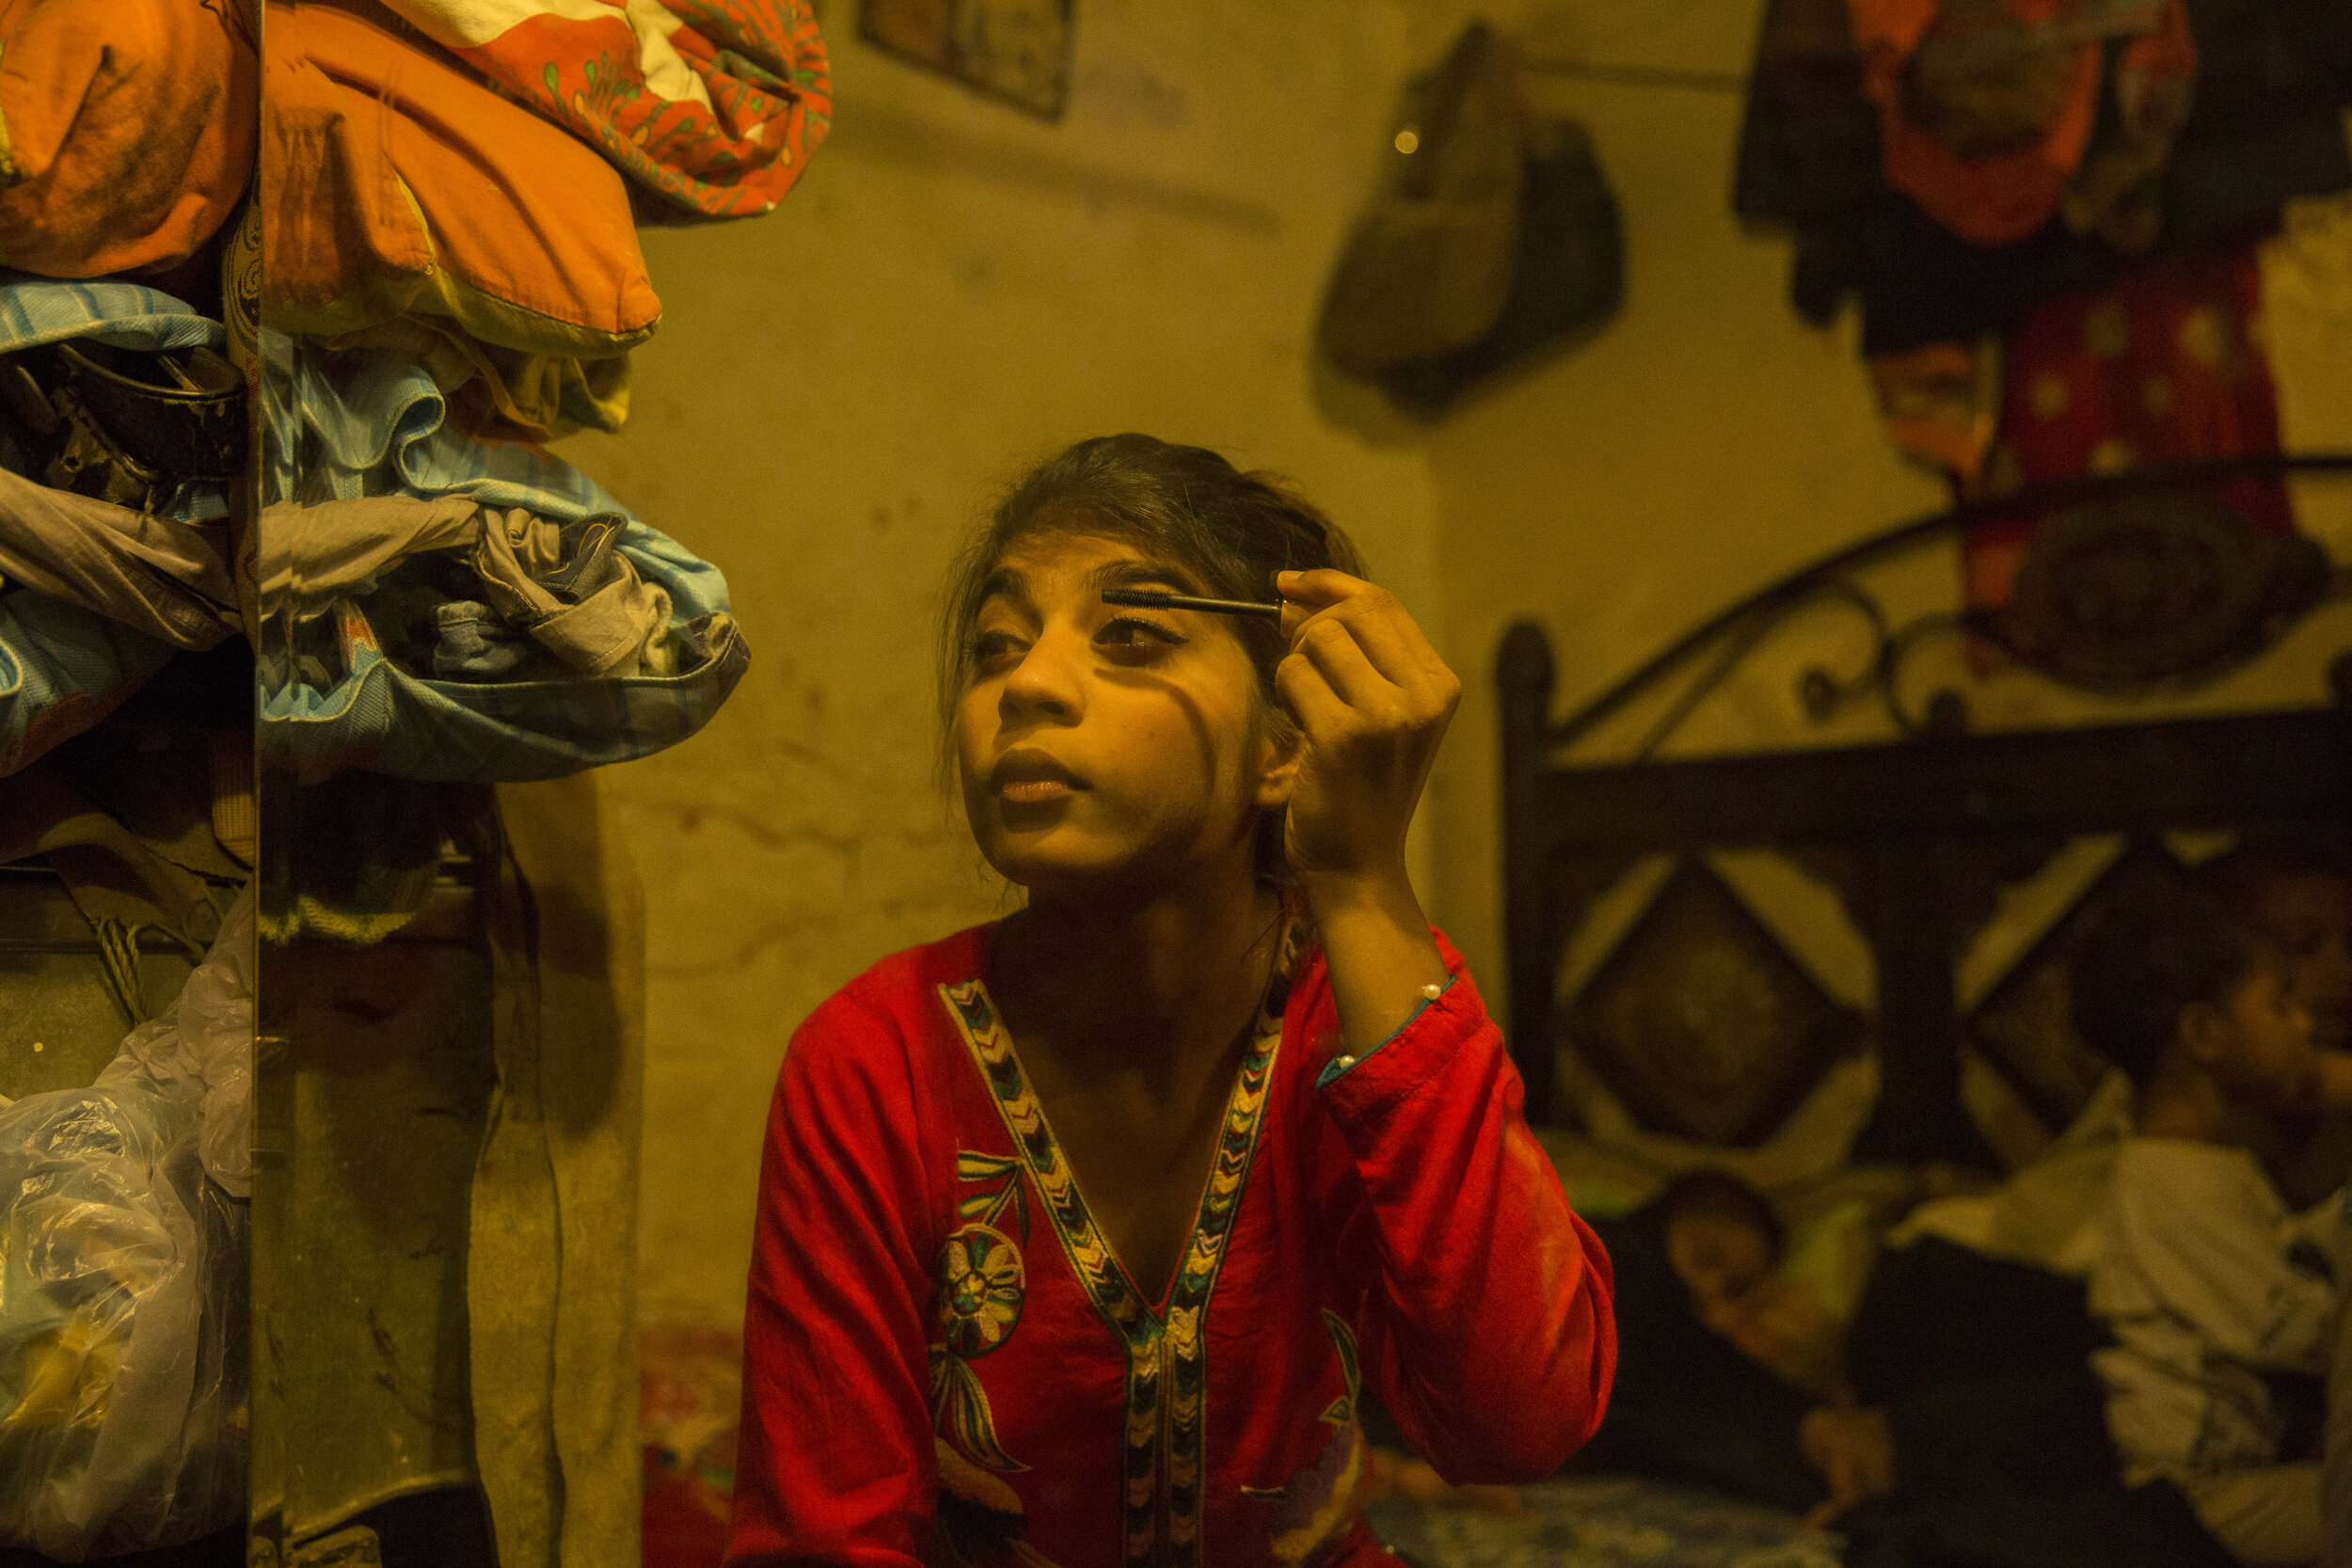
[724,436,1616,1568]
[1348,1169,1828,1522]
[2074,883,2352,1568]
[1562,1166,2232,1566]
[1565,1169,1870,1520]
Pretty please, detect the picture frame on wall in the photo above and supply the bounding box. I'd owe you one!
[861,0,1075,120]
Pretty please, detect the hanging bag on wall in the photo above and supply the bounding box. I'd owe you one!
[1316,23,1626,413]
[1316,24,1528,377]
[1378,113,1626,415]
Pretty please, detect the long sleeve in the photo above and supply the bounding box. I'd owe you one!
[727,990,941,1568]
[2099,1142,2337,1376]
[1313,936,1616,1483]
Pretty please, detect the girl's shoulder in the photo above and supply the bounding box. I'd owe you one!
[801,921,999,1043]
[772,924,1001,1126]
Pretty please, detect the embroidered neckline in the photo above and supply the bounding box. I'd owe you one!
[935,915,1306,1568]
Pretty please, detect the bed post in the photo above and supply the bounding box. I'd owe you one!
[1497,620,1558,1123]
[1851,832,1977,1165]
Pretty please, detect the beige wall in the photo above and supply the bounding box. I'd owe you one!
[567,1,1435,1326]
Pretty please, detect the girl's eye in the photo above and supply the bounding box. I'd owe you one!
[970,629,1025,667]
[1095,615,1185,658]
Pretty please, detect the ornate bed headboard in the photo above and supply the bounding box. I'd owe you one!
[1497,455,2352,1166]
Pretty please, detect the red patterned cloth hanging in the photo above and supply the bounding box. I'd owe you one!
[376,0,832,219]
[1966,245,2295,611]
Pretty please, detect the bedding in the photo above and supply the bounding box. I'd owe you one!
[640,1319,1842,1568]
[1362,1477,1838,1568]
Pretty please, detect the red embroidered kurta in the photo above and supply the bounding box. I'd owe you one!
[728,920,1615,1568]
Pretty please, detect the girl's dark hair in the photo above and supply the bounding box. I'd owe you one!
[2069,886,2276,1086]
[939,435,1364,876]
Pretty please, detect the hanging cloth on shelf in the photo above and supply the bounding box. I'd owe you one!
[261,1,660,442]
[1963,246,2327,690]
[256,538,741,784]
[0,591,176,781]
[0,0,257,279]
[259,497,677,681]
[2058,0,2199,252]
[1848,0,2177,248]
[1739,0,2351,356]
[255,341,747,784]
[0,275,241,777]
[373,0,831,220]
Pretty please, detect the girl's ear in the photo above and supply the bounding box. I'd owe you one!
[1253,714,1302,812]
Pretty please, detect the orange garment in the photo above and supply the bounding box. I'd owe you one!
[0,0,257,277]
[375,0,831,219]
[260,1,660,440]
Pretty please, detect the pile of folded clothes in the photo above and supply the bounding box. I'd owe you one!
[0,0,257,775]
[251,0,830,933]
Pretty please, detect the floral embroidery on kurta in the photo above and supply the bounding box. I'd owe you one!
[937,916,1302,1568]
[1244,1311,1370,1563]
[942,1226,1025,1356]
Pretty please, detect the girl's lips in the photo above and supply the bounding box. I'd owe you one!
[989,747,1086,802]
[999,778,1076,805]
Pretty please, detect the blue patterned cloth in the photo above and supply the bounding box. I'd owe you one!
[0,273,224,357]
[1364,1477,1841,1568]
[0,591,179,776]
[0,275,225,777]
[259,335,747,783]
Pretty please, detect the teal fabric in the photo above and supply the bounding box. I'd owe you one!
[258,336,747,783]
[0,590,178,777]
[1316,974,1457,1088]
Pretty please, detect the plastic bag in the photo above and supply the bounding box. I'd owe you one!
[0,883,252,1560]
[102,883,254,1199]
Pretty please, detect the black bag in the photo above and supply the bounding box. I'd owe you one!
[0,338,246,516]
[1316,23,1624,415]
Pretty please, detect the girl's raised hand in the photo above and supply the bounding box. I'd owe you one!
[1273,570,1461,895]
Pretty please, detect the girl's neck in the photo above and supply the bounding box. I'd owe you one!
[995,864,1288,1093]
